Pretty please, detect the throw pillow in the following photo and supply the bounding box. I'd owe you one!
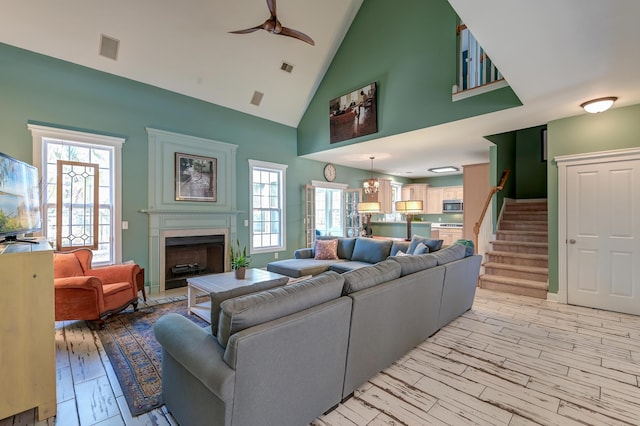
[351,238,393,264]
[408,234,443,254]
[395,250,408,256]
[413,242,429,255]
[314,239,339,260]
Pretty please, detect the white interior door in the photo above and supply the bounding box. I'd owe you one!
[565,158,640,314]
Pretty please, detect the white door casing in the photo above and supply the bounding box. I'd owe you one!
[557,147,640,314]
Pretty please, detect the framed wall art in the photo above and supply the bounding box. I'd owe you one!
[175,152,217,202]
[329,82,378,144]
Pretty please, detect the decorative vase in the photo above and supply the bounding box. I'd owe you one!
[234,267,246,279]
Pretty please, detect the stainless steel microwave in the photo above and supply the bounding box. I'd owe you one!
[443,199,463,213]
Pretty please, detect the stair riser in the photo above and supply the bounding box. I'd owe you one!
[496,232,547,243]
[484,266,547,282]
[504,204,547,212]
[479,279,548,299]
[502,212,547,221]
[490,242,548,255]
[500,222,548,232]
[486,255,548,268]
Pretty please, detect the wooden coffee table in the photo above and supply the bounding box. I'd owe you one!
[186,268,288,322]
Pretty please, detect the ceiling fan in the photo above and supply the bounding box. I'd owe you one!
[229,0,315,46]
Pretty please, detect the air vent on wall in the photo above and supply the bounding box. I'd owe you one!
[250,90,264,106]
[280,62,294,73]
[99,34,119,60]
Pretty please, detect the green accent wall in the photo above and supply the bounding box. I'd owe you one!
[297,0,522,156]
[515,126,547,199]
[547,103,640,294]
[0,43,375,273]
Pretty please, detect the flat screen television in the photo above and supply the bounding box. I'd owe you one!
[0,152,42,244]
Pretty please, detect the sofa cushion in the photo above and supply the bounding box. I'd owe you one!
[342,260,402,294]
[317,236,356,260]
[328,261,372,274]
[413,242,429,255]
[430,244,466,265]
[390,241,411,256]
[314,239,339,260]
[387,253,438,276]
[217,271,344,347]
[267,258,344,278]
[408,235,443,254]
[351,238,393,264]
[209,276,289,335]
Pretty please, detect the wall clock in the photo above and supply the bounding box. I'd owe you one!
[323,163,336,182]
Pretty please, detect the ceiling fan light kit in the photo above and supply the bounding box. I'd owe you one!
[229,0,315,46]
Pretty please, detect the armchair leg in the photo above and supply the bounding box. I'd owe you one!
[87,319,106,330]
[132,300,138,312]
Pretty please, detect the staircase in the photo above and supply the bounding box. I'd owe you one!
[479,200,548,298]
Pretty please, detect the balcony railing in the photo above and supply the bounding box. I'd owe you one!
[454,24,506,98]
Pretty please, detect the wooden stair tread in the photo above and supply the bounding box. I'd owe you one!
[479,274,548,290]
[486,251,548,260]
[483,262,548,274]
[490,240,548,247]
[496,230,547,235]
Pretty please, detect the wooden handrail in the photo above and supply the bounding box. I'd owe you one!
[473,169,510,253]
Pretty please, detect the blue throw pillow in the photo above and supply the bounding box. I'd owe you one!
[408,235,443,254]
[413,242,429,255]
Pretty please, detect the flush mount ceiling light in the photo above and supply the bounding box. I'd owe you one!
[580,97,617,113]
[428,166,459,174]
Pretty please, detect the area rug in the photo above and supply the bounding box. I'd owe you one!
[95,298,208,416]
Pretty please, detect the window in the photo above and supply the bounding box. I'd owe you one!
[315,186,344,237]
[29,124,124,265]
[249,160,287,254]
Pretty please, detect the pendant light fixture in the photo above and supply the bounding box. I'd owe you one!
[363,156,379,194]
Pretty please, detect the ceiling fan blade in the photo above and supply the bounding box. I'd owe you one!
[229,24,264,34]
[266,0,277,18]
[280,27,315,46]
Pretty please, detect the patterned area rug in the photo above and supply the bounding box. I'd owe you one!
[96,298,208,416]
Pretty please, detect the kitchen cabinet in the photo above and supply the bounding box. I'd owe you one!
[426,187,444,214]
[401,183,428,213]
[0,241,56,421]
[364,178,392,213]
[438,228,463,246]
[443,186,463,200]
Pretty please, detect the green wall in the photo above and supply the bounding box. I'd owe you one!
[515,126,547,199]
[547,103,640,293]
[297,0,521,156]
[0,43,374,272]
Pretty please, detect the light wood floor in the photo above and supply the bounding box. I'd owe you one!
[4,288,640,425]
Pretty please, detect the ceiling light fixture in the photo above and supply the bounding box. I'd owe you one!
[428,166,459,174]
[580,97,617,113]
[363,156,379,194]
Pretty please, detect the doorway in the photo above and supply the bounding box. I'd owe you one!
[557,148,640,314]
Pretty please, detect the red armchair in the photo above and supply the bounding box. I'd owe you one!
[53,248,140,323]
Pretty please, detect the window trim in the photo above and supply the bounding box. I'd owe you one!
[248,159,287,255]
[28,123,125,263]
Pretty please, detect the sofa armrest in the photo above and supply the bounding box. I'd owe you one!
[294,248,314,259]
[88,263,140,285]
[54,276,104,292]
[154,313,235,402]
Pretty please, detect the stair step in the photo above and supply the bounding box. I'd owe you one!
[504,201,548,212]
[499,221,548,231]
[503,211,547,221]
[479,274,548,299]
[496,230,548,243]
[483,261,548,282]
[486,251,548,268]
[490,240,548,255]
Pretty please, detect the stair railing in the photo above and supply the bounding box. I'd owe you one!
[473,169,511,253]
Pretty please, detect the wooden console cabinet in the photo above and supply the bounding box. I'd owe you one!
[0,241,56,421]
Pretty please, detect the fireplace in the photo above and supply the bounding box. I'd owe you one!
[164,234,225,289]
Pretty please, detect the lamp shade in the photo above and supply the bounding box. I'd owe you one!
[357,202,381,213]
[395,200,423,213]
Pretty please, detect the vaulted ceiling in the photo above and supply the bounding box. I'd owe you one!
[2,0,640,176]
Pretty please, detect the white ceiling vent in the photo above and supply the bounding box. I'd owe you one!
[280,62,294,73]
[250,90,264,106]
[99,34,119,60]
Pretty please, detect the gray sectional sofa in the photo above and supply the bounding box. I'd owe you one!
[154,242,481,426]
[266,235,443,278]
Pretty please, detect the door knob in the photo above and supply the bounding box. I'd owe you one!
[569,239,576,244]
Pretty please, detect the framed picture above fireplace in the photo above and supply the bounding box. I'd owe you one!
[175,152,217,202]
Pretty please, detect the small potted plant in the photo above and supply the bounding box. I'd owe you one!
[230,239,251,279]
